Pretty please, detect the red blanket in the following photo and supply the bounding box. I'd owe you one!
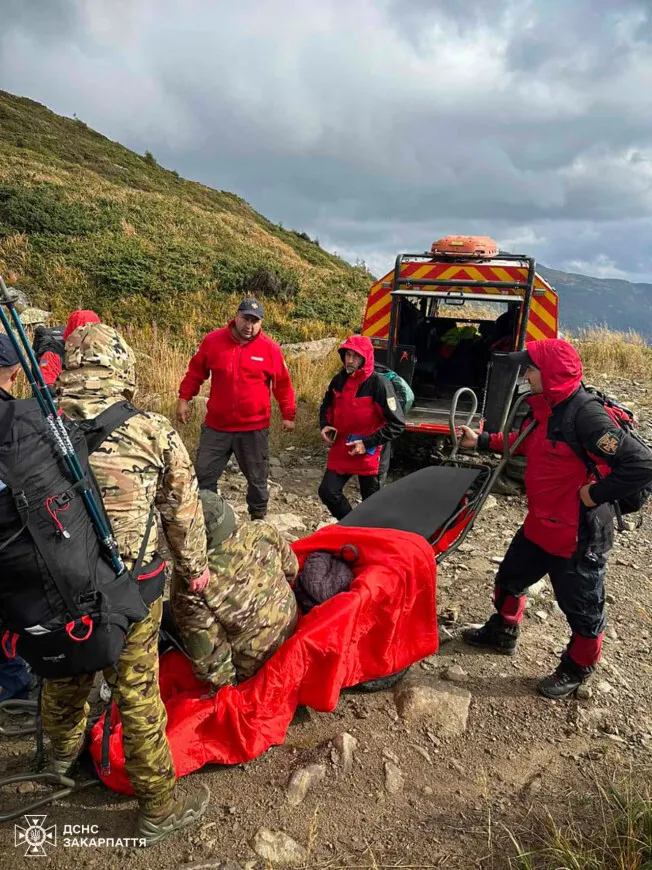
[89,525,438,794]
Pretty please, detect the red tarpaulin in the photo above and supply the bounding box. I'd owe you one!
[89,524,439,794]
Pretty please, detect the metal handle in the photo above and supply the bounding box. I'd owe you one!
[448,388,478,459]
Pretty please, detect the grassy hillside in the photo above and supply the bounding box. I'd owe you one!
[0,90,371,342]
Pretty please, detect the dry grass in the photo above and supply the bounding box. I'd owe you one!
[506,774,652,870]
[569,328,652,381]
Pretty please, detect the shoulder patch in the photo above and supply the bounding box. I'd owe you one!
[387,396,397,412]
[596,431,620,455]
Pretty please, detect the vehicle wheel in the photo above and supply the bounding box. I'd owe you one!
[504,453,526,484]
[352,667,410,693]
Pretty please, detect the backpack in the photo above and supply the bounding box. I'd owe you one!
[563,385,652,519]
[32,325,65,365]
[0,399,156,679]
[374,364,414,414]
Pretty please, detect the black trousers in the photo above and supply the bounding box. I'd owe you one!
[318,469,381,520]
[195,425,269,516]
[494,511,612,672]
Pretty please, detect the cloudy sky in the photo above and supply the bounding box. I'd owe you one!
[1,0,652,281]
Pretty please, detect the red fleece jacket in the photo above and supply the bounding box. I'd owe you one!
[178,323,296,432]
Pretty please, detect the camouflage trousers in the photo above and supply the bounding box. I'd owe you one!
[170,572,298,690]
[41,598,176,813]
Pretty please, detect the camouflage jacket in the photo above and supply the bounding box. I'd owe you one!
[171,518,299,687]
[58,323,208,583]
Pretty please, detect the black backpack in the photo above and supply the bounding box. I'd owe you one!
[562,386,652,519]
[32,325,65,365]
[0,399,157,679]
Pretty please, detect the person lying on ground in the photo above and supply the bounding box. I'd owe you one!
[171,489,299,689]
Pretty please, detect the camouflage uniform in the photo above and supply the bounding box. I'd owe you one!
[172,492,299,689]
[41,323,208,813]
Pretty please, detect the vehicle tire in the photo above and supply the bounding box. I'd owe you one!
[504,453,526,484]
[352,667,410,693]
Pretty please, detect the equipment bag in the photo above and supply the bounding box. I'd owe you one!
[32,326,65,366]
[0,400,151,679]
[374,364,414,414]
[563,385,652,518]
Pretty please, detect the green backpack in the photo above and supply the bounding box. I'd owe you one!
[374,364,414,414]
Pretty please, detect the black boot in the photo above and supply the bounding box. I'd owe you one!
[462,613,519,656]
[538,660,586,699]
[249,509,267,521]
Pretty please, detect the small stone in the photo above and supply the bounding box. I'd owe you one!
[384,761,404,794]
[269,457,282,468]
[333,732,358,775]
[449,759,466,776]
[597,680,614,695]
[251,829,307,867]
[443,665,468,683]
[440,606,460,625]
[576,684,593,701]
[17,781,36,794]
[265,513,306,533]
[606,593,616,605]
[423,785,434,796]
[529,579,548,598]
[484,495,498,511]
[523,776,543,798]
[534,610,548,621]
[286,763,327,806]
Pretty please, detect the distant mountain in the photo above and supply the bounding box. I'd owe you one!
[537,265,652,338]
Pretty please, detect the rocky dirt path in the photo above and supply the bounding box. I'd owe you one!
[2,375,651,870]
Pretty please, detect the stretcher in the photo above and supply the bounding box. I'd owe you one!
[0,386,531,815]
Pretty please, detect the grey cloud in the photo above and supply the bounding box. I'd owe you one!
[0,0,651,281]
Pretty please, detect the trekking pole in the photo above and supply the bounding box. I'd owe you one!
[0,276,126,576]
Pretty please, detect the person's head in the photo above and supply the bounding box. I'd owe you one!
[0,335,20,392]
[343,349,365,374]
[63,309,101,341]
[200,489,238,551]
[58,323,137,402]
[508,339,582,405]
[233,298,264,341]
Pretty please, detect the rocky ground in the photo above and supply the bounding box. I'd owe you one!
[1,375,652,869]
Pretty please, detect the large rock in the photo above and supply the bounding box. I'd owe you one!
[286,763,326,806]
[282,337,339,361]
[251,829,307,867]
[394,679,471,737]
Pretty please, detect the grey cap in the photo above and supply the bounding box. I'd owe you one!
[237,298,264,319]
[200,490,237,548]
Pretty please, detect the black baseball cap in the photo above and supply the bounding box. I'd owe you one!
[237,298,264,319]
[0,334,19,367]
[506,349,536,369]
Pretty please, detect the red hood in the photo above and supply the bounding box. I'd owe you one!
[339,335,375,380]
[63,310,101,341]
[527,339,582,407]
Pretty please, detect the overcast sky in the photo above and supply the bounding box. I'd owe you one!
[1,0,652,282]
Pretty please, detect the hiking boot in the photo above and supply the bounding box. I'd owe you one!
[462,613,519,656]
[47,738,85,778]
[249,510,267,521]
[136,784,211,847]
[538,662,585,699]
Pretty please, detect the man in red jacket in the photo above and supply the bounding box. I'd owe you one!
[177,299,296,520]
[459,339,652,698]
[318,335,405,519]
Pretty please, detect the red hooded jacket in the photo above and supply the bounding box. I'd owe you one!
[320,335,405,475]
[486,339,593,557]
[178,323,296,432]
[38,310,101,386]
